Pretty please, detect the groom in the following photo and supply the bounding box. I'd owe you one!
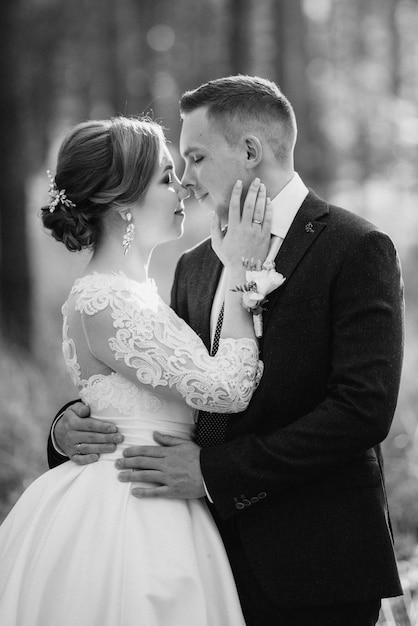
[48,76,404,625]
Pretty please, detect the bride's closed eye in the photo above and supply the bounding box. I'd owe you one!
[193,156,203,164]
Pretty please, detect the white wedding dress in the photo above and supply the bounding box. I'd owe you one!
[0,272,263,626]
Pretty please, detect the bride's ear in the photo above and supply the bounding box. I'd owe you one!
[119,209,130,222]
[244,136,263,170]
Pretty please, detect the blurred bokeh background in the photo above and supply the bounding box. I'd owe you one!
[0,0,417,622]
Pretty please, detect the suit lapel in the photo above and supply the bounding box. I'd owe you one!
[263,191,329,325]
[195,243,223,350]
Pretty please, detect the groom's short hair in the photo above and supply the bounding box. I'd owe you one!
[179,75,297,161]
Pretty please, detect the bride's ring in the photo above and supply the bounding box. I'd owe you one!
[76,443,83,455]
[252,220,262,225]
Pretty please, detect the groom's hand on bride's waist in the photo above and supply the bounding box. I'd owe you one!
[116,433,205,500]
[54,402,124,464]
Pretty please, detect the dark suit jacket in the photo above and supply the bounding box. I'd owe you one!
[170,190,404,607]
[47,401,79,468]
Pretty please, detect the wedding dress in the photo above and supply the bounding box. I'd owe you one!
[0,272,263,626]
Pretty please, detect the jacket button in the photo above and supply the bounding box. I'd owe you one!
[258,492,267,499]
[242,499,251,507]
[250,496,259,504]
[235,502,245,510]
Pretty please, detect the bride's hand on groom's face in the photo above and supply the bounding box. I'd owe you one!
[211,178,272,269]
[55,402,123,465]
[115,433,205,499]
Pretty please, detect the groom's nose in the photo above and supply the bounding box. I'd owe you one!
[180,163,195,190]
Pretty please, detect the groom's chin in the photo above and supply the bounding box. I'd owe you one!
[213,205,229,225]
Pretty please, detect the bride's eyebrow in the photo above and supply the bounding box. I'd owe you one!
[161,164,174,175]
[159,163,174,181]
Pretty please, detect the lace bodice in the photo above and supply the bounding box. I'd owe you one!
[62,272,263,416]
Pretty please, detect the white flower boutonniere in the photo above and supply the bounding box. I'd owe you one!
[232,258,286,338]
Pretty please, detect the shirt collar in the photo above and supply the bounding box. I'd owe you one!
[270,173,309,238]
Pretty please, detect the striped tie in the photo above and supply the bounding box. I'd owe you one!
[196,303,230,447]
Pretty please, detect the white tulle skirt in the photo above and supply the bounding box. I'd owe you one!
[0,458,244,625]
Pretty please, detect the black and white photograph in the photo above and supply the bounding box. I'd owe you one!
[0,1,417,624]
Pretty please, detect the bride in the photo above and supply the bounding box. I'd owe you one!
[0,116,272,625]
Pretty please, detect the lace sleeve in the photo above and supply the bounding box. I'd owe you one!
[76,275,263,413]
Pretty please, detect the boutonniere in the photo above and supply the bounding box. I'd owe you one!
[232,258,286,338]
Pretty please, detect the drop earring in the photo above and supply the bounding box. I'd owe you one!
[122,212,135,255]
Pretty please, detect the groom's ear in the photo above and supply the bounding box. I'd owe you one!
[244,136,263,169]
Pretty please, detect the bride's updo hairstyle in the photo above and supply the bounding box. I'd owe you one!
[41,116,165,251]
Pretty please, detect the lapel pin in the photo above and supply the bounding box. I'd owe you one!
[305,222,314,233]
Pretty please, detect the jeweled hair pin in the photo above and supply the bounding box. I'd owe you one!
[47,170,76,213]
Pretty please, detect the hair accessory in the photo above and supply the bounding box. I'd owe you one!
[47,170,76,213]
[122,212,136,255]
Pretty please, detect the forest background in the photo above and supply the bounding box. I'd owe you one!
[0,0,417,623]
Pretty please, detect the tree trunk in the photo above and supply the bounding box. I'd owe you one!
[0,0,32,351]
[272,0,331,189]
[227,0,253,74]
